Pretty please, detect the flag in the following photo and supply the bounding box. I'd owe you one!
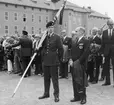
[53,0,67,25]
[36,0,67,50]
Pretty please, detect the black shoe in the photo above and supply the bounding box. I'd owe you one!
[88,79,93,82]
[99,77,104,81]
[65,76,68,79]
[91,81,98,84]
[70,98,80,102]
[39,94,49,99]
[24,75,28,78]
[54,96,59,102]
[102,83,110,86]
[80,98,86,104]
[59,76,64,79]
[14,71,21,74]
[18,73,23,76]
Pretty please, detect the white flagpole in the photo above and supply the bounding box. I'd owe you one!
[12,30,47,98]
[12,53,37,98]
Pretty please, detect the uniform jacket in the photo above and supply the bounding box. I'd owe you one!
[42,33,63,66]
[70,36,90,64]
[11,35,33,57]
[101,29,114,56]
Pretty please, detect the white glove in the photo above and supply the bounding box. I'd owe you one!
[69,59,73,67]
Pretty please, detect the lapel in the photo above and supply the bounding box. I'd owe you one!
[112,29,114,36]
[77,36,84,45]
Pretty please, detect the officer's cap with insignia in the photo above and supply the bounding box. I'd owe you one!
[46,21,54,28]
[22,30,28,35]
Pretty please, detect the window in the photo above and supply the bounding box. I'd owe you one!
[32,27,34,34]
[14,13,18,21]
[39,8,41,11]
[5,26,8,34]
[32,7,34,10]
[24,6,26,9]
[14,26,18,33]
[32,14,34,22]
[23,14,26,22]
[5,12,8,20]
[23,26,26,30]
[5,4,8,7]
[46,16,48,23]
[64,23,67,28]
[69,13,71,16]
[46,9,48,13]
[15,5,17,8]
[39,16,41,22]
[39,28,41,34]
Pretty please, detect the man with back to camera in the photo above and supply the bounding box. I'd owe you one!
[6,30,33,77]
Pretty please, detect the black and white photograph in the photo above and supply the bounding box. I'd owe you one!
[0,0,114,105]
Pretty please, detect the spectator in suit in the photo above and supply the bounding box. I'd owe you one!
[59,30,71,79]
[86,27,98,83]
[101,19,114,86]
[6,30,33,77]
[91,28,102,84]
[38,21,63,102]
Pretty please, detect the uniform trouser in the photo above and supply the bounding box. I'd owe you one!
[71,67,86,99]
[43,66,59,97]
[60,61,68,77]
[21,57,31,76]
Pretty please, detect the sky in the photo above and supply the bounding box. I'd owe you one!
[68,0,114,20]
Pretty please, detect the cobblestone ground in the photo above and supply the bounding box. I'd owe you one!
[0,71,114,105]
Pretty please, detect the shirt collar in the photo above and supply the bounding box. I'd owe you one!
[64,36,67,40]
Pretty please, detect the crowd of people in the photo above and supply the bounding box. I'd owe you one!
[0,19,114,104]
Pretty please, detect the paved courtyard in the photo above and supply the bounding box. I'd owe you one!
[0,71,114,105]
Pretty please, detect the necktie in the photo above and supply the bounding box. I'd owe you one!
[109,29,111,38]
[47,33,50,39]
[72,37,78,44]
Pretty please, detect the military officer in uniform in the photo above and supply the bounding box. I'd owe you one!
[6,30,33,77]
[69,27,89,104]
[38,21,63,102]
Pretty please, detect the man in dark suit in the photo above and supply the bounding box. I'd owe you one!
[86,27,98,83]
[38,21,63,102]
[59,30,71,79]
[101,19,114,86]
[91,28,102,84]
[7,30,33,77]
[69,27,89,104]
